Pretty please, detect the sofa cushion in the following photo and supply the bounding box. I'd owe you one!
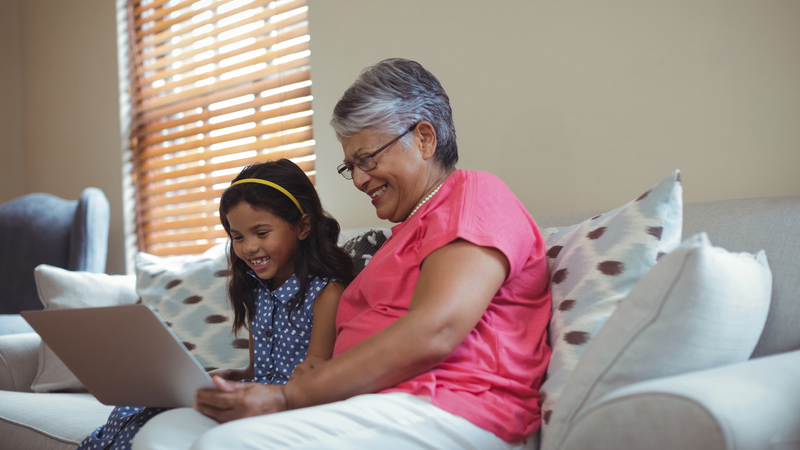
[341,228,390,274]
[31,265,138,393]
[539,170,683,431]
[0,391,114,450]
[543,232,772,449]
[135,243,249,371]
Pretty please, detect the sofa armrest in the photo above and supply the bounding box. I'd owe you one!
[0,332,41,392]
[558,350,800,450]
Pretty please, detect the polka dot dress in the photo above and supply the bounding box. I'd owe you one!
[77,273,330,450]
[244,273,329,385]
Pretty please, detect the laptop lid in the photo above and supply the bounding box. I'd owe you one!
[22,303,215,408]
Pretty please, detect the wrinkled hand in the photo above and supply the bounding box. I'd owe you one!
[194,376,288,423]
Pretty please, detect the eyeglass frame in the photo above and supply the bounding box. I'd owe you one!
[337,122,419,180]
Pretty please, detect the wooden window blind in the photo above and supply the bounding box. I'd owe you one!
[125,0,314,256]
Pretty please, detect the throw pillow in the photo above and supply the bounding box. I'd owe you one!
[341,228,390,275]
[539,170,683,432]
[135,243,249,371]
[32,265,138,392]
[543,232,772,450]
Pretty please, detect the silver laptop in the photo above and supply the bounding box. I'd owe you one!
[22,303,215,408]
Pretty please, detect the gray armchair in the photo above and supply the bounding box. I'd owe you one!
[0,188,109,334]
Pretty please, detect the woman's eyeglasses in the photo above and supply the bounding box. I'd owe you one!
[337,123,418,180]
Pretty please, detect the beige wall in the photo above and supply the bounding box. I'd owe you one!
[0,0,25,202]
[309,0,800,230]
[1,1,798,272]
[0,0,126,274]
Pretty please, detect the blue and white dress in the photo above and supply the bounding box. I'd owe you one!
[77,273,331,450]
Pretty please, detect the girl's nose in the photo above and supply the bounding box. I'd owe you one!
[243,237,259,253]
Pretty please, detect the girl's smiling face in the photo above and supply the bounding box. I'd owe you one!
[226,202,308,288]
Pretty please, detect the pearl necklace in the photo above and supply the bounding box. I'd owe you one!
[406,182,444,220]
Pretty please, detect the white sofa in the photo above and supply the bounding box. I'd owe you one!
[1,195,799,450]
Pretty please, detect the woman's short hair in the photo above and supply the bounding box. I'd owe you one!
[330,58,458,171]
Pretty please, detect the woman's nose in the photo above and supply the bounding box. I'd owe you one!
[352,165,371,189]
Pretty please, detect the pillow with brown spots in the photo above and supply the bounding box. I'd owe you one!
[135,243,249,371]
[542,232,771,449]
[538,170,683,437]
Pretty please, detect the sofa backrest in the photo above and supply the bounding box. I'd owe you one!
[535,196,800,359]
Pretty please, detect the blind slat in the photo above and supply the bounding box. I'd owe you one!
[136,22,308,89]
[135,60,309,124]
[128,0,313,256]
[140,100,311,148]
[138,41,309,99]
[137,85,310,138]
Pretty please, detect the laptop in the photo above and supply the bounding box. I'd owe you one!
[22,303,216,408]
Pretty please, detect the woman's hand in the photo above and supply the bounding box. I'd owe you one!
[194,376,288,423]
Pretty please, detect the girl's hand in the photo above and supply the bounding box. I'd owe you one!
[207,367,249,382]
[194,376,288,423]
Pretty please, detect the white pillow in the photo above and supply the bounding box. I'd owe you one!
[135,243,249,371]
[32,265,138,392]
[539,170,683,430]
[543,232,772,449]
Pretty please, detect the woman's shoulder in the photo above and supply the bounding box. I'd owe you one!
[446,169,518,205]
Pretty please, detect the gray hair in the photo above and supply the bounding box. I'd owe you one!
[330,58,458,171]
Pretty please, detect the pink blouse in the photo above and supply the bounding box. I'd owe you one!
[334,170,552,442]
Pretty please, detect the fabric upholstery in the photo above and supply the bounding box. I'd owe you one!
[679,196,800,358]
[135,243,250,371]
[544,232,772,449]
[539,170,683,428]
[0,391,114,450]
[0,333,40,392]
[0,188,109,315]
[31,265,139,393]
[560,349,800,450]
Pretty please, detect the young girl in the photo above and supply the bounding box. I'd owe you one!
[78,159,354,450]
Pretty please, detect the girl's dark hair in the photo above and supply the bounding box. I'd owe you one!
[219,159,354,334]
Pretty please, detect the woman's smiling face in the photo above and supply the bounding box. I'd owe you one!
[341,127,431,223]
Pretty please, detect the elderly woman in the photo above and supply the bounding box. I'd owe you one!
[133,58,551,450]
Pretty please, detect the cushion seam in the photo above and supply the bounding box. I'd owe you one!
[556,250,692,449]
[0,414,82,445]
[0,351,17,391]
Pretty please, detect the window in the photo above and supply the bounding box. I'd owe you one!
[123,0,313,256]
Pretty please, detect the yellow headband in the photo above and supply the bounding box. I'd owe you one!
[230,178,305,215]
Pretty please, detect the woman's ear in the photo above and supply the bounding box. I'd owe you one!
[297,214,312,240]
[415,121,438,161]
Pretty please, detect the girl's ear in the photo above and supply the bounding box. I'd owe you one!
[297,214,311,241]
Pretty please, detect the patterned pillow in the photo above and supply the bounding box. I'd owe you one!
[543,232,772,449]
[539,170,683,433]
[341,228,391,275]
[135,243,249,371]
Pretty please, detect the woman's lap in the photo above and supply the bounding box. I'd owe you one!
[132,393,533,450]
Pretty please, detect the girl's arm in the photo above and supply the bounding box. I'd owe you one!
[196,239,509,421]
[207,330,255,381]
[289,281,344,380]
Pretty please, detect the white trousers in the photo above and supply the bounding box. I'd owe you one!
[132,392,538,450]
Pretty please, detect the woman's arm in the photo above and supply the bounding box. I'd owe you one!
[195,239,509,421]
[289,281,343,380]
